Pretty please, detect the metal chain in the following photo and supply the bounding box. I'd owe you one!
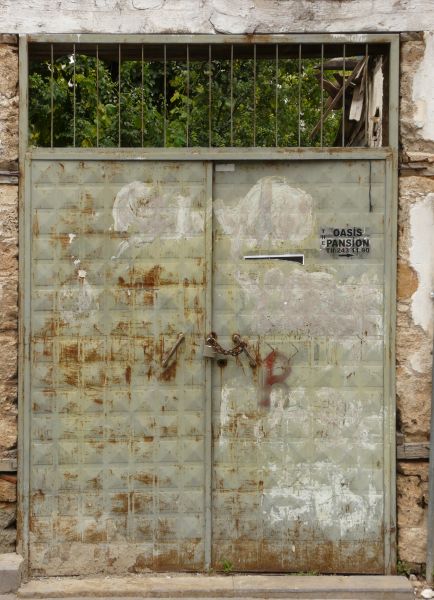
[206,334,246,357]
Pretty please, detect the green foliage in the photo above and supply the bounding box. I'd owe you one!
[29,52,342,148]
[221,558,233,574]
[396,560,412,577]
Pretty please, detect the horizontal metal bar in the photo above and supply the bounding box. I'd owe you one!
[26,33,400,45]
[27,147,393,161]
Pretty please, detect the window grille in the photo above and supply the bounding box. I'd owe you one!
[28,40,391,149]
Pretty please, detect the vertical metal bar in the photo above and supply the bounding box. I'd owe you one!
[186,44,189,148]
[18,34,30,575]
[275,44,278,147]
[204,161,213,570]
[383,36,400,574]
[364,43,369,146]
[320,43,324,147]
[253,44,256,147]
[388,35,400,151]
[50,43,54,148]
[383,153,398,574]
[342,43,346,147]
[96,44,99,148]
[118,44,121,148]
[298,43,301,147]
[73,43,76,148]
[208,44,212,147]
[141,44,144,148]
[230,44,234,146]
[163,44,167,147]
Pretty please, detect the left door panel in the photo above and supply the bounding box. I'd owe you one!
[27,160,208,575]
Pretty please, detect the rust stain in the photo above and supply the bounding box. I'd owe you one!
[84,528,107,543]
[84,347,104,362]
[32,213,40,236]
[111,493,129,513]
[118,265,163,289]
[134,473,155,485]
[60,343,79,362]
[64,367,80,387]
[129,554,149,573]
[159,360,177,382]
[142,291,154,306]
[125,365,132,385]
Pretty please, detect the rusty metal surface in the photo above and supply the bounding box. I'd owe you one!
[211,160,386,573]
[26,156,389,576]
[28,160,208,575]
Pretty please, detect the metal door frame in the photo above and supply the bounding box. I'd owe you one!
[18,33,399,576]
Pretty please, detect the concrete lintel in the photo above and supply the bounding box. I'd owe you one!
[0,554,24,594]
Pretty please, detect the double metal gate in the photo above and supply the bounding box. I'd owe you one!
[20,152,397,575]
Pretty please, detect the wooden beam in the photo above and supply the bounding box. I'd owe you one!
[0,459,18,472]
[397,442,430,461]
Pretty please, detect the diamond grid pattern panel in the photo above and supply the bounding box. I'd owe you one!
[211,161,386,573]
[29,160,207,576]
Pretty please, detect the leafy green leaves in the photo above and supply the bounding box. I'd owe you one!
[29,52,341,148]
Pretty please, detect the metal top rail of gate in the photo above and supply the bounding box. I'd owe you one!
[25,35,398,150]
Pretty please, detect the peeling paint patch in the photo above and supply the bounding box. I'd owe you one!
[409,193,434,336]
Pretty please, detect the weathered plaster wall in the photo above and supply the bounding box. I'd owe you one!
[398,32,434,566]
[0,38,18,553]
[2,0,434,34]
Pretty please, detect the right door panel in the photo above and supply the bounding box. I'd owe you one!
[211,160,387,573]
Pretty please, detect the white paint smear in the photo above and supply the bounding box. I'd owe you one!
[409,193,434,336]
[215,176,314,259]
[58,279,98,325]
[215,177,381,337]
[112,180,203,258]
[412,33,434,142]
[236,266,381,337]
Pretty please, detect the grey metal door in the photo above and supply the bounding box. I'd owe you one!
[211,160,389,573]
[25,156,394,575]
[27,160,210,575]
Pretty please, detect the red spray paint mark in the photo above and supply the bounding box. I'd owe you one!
[260,349,292,408]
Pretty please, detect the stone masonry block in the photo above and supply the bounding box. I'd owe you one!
[398,527,427,565]
[397,472,428,528]
[0,277,18,332]
[0,480,16,503]
[0,333,17,383]
[0,44,18,164]
[0,413,17,452]
[0,553,23,593]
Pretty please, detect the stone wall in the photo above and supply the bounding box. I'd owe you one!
[397,32,434,567]
[0,37,18,554]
